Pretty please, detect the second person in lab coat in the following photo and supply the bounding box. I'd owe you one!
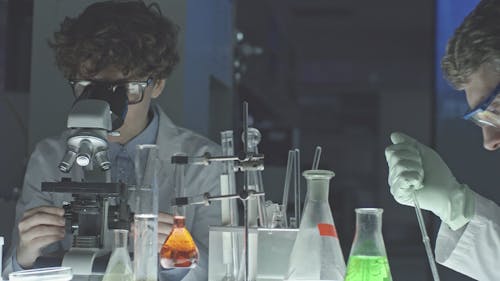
[385,0,500,280]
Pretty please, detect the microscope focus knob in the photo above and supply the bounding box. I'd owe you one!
[62,203,75,233]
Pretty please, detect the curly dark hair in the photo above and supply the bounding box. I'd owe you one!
[441,0,500,89]
[49,0,180,81]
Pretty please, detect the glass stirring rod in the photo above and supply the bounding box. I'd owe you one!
[312,146,322,170]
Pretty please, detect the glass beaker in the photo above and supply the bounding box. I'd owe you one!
[344,208,392,281]
[160,155,199,269]
[285,170,346,281]
[133,144,159,281]
[103,229,133,281]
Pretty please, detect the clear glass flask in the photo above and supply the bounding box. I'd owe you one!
[286,170,346,281]
[133,144,159,281]
[344,208,392,281]
[160,154,199,268]
[103,229,133,281]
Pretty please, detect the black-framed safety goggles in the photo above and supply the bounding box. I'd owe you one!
[69,77,154,105]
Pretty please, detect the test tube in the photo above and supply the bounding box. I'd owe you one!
[281,150,295,228]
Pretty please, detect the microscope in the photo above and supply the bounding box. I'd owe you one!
[41,84,132,276]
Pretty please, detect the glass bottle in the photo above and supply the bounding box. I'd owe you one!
[133,144,159,281]
[102,229,133,281]
[344,208,392,281]
[285,170,346,281]
[160,155,200,268]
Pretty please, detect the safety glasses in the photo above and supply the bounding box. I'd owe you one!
[463,84,500,129]
[69,77,154,105]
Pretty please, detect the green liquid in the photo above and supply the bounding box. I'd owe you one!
[344,255,392,281]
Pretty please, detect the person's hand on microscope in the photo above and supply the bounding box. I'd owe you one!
[16,206,65,268]
[384,132,475,231]
[131,212,173,252]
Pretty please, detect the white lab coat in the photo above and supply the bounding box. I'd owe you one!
[436,192,500,281]
[2,104,222,280]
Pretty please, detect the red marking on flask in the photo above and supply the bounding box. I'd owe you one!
[317,223,337,238]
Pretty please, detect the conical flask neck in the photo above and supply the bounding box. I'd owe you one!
[113,229,128,249]
[356,210,382,235]
[173,216,186,228]
[303,170,334,201]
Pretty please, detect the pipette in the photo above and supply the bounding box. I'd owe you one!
[412,191,441,281]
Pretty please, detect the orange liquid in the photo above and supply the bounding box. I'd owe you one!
[160,216,199,268]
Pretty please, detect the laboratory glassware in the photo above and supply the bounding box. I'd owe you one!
[102,229,133,281]
[9,267,73,281]
[312,146,322,170]
[293,149,301,226]
[281,150,295,228]
[412,192,441,281]
[160,154,199,268]
[266,201,286,229]
[344,208,392,281]
[221,130,239,280]
[160,215,199,268]
[243,127,267,227]
[286,169,346,281]
[133,144,159,281]
[221,130,238,226]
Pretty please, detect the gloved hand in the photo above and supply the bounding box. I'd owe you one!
[385,132,475,230]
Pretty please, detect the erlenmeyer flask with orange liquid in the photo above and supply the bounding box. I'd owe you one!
[160,215,199,268]
[160,154,199,269]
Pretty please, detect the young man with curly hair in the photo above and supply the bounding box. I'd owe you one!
[2,1,221,280]
[385,0,500,279]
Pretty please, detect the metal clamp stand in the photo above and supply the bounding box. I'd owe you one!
[171,102,260,281]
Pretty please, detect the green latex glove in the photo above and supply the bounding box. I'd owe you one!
[385,132,475,230]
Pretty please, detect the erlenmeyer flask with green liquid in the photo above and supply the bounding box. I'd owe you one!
[345,208,392,281]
